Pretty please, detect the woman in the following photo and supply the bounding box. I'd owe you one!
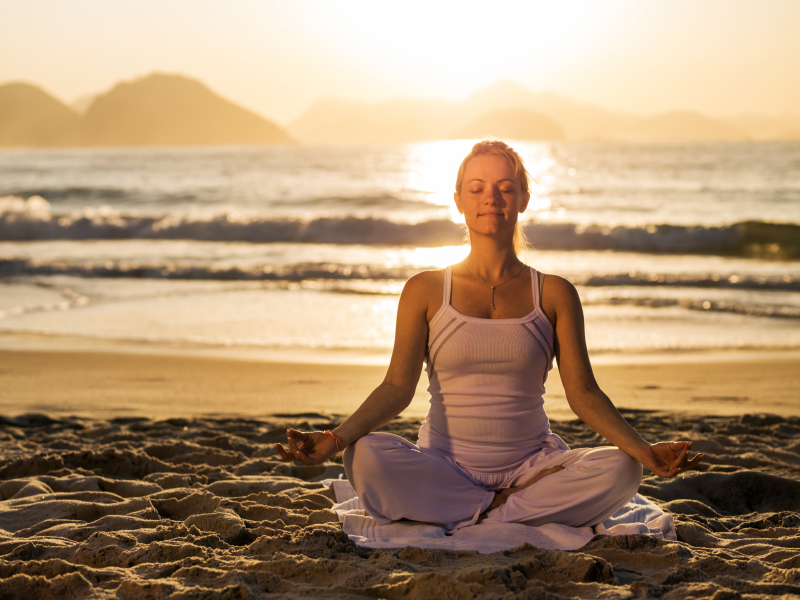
[276,140,702,531]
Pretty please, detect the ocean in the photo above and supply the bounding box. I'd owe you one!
[1,140,799,362]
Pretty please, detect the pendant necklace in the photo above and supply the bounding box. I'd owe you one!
[462,262,528,310]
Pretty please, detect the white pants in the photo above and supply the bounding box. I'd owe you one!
[343,431,642,533]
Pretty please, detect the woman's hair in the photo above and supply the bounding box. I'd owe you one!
[455,140,530,254]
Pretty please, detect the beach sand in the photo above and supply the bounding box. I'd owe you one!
[1,349,800,599]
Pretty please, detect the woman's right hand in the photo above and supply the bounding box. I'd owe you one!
[641,441,703,477]
[275,429,339,466]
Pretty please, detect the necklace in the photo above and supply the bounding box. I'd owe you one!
[462,262,528,310]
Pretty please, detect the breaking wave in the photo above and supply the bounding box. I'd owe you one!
[2,257,798,294]
[1,196,799,259]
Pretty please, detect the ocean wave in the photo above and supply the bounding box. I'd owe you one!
[583,296,800,319]
[1,196,799,258]
[581,273,800,291]
[4,187,134,203]
[0,258,418,283]
[2,257,799,293]
[271,193,441,210]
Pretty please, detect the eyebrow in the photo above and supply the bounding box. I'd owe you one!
[466,178,517,185]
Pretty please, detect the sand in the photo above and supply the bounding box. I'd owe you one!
[1,349,800,599]
[2,348,799,420]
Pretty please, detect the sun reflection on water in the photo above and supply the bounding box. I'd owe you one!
[402,140,557,223]
[385,245,470,269]
[404,140,475,220]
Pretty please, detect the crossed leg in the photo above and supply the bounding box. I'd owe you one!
[344,433,643,532]
[482,446,643,527]
[344,432,494,532]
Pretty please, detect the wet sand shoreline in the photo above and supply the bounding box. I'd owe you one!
[1,348,798,421]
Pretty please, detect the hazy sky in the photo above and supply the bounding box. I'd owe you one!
[2,0,799,124]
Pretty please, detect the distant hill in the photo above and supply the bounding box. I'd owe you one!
[461,80,638,140]
[71,93,97,114]
[0,82,83,146]
[4,75,797,147]
[623,111,749,142]
[84,73,293,146]
[723,114,800,141]
[287,96,466,144]
[288,80,641,144]
[289,80,800,145]
[452,108,565,141]
[0,74,293,148]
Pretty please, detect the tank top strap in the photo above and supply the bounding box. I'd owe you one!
[530,267,542,313]
[442,265,453,305]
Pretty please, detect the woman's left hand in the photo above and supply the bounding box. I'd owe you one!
[641,441,703,477]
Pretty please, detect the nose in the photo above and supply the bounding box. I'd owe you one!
[483,185,504,206]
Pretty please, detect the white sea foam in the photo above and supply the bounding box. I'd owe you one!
[2,195,798,259]
[1,142,799,356]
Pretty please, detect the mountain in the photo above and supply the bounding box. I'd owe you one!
[71,93,97,114]
[452,108,566,141]
[622,111,749,142]
[287,80,640,144]
[462,80,638,141]
[286,96,467,145]
[83,73,293,146]
[0,82,83,146]
[723,114,800,141]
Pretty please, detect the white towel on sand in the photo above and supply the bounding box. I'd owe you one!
[324,478,676,553]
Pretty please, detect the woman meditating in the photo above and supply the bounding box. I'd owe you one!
[276,140,703,531]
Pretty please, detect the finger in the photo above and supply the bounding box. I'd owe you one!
[675,446,691,468]
[667,441,689,455]
[683,453,704,471]
[663,465,683,478]
[286,429,306,450]
[670,442,692,466]
[668,450,704,476]
[275,443,293,461]
[286,432,303,456]
[288,429,310,447]
[287,433,312,465]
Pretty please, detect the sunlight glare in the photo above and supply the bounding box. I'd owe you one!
[386,245,470,269]
[315,1,617,99]
[405,140,474,219]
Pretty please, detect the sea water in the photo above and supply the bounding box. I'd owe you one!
[1,140,799,361]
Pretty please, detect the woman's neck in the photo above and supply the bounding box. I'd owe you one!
[463,236,523,281]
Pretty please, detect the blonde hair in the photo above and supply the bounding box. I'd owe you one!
[455,140,530,254]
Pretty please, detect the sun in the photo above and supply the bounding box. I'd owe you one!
[300,0,620,101]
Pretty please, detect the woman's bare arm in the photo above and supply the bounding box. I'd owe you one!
[545,276,702,477]
[276,271,434,464]
[331,272,431,447]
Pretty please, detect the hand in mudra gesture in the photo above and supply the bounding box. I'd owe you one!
[275,429,338,466]
[642,441,703,477]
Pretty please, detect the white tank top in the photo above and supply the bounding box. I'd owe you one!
[421,265,555,451]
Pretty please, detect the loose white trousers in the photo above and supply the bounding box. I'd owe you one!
[344,432,643,533]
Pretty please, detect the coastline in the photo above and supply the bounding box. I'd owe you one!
[1,338,798,421]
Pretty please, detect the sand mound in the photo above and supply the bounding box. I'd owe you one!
[0,411,799,599]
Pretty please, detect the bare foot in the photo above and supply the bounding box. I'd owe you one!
[477,465,565,523]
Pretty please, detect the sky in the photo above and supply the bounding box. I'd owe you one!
[1,0,799,124]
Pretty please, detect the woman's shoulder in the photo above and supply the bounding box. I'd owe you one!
[541,272,577,297]
[402,269,445,320]
[403,269,444,298]
[540,273,581,323]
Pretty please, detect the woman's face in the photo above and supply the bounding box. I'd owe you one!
[455,154,530,239]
